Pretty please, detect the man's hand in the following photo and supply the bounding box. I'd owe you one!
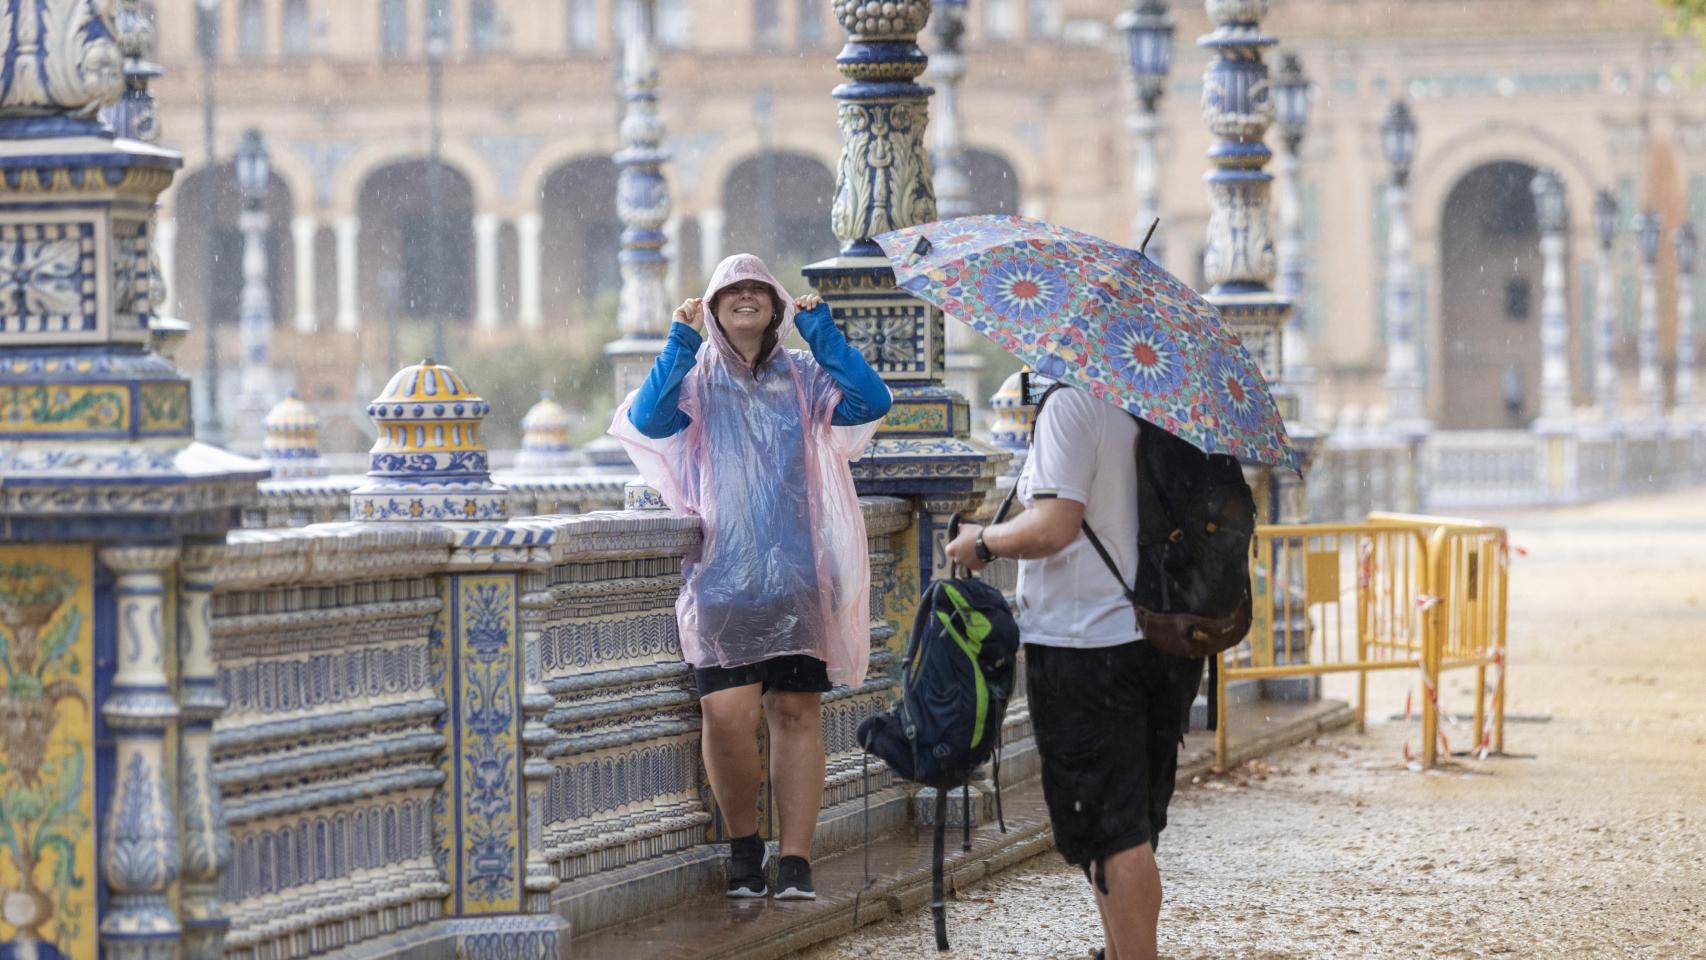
[672,297,704,331]
[945,522,987,572]
[792,294,823,313]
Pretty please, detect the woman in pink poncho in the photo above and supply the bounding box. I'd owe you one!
[610,253,891,900]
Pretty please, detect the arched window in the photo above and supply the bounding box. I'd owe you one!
[470,0,501,54]
[282,0,311,56]
[381,0,409,56]
[237,0,266,59]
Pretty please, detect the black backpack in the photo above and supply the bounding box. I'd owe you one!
[856,520,1020,951]
[1039,383,1257,659]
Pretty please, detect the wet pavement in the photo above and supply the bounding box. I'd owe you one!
[563,698,1352,960]
[801,490,1706,960]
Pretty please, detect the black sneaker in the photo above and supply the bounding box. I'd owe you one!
[774,855,816,901]
[726,834,768,898]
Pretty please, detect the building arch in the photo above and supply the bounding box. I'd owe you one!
[537,154,622,327]
[514,135,620,211]
[356,159,477,324]
[330,139,502,219]
[168,162,297,333]
[694,128,839,221]
[719,150,837,291]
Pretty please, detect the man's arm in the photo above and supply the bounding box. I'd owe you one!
[945,495,1083,570]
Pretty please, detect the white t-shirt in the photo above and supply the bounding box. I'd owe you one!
[1015,387,1143,648]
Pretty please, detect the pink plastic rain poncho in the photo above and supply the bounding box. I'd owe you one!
[609,254,882,687]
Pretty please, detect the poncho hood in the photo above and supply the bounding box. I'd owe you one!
[701,253,797,369]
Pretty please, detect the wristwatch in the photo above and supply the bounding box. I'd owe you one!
[974,529,995,563]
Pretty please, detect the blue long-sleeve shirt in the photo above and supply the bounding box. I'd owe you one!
[627,303,892,439]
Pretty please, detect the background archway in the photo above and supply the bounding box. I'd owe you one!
[171,163,296,336]
[539,156,621,330]
[357,159,475,325]
[1437,161,1547,429]
[720,151,836,293]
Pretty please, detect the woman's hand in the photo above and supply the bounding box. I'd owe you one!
[672,297,704,331]
[792,294,824,313]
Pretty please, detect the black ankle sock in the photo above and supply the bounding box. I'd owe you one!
[730,832,762,856]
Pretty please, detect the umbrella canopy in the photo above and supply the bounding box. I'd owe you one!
[875,215,1297,471]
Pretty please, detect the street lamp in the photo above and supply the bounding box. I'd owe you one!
[1381,99,1417,187]
[1675,221,1699,419]
[1635,208,1663,420]
[425,3,450,362]
[1530,169,1570,425]
[197,0,223,443]
[234,128,275,451]
[931,0,972,220]
[1272,52,1312,419]
[1117,0,1173,263]
[1380,99,1424,427]
[1592,189,1620,418]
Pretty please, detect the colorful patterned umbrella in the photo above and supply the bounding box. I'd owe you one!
[874,215,1297,471]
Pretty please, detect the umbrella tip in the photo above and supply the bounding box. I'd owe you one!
[912,235,933,257]
[1140,218,1160,257]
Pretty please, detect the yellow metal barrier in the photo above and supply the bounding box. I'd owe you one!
[1369,513,1510,763]
[1217,523,1433,768]
[1215,514,1511,770]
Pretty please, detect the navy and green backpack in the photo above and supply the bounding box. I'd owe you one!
[857,516,1020,951]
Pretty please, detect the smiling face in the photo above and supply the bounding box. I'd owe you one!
[712,279,779,341]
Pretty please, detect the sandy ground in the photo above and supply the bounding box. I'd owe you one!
[803,490,1706,960]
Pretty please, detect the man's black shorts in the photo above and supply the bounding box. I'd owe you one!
[693,653,832,698]
[1025,640,1205,868]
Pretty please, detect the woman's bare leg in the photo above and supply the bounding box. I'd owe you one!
[764,689,826,859]
[699,683,764,837]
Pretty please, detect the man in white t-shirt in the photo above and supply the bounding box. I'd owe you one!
[947,385,1203,960]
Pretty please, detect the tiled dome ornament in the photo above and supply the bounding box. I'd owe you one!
[988,370,1033,478]
[511,391,576,474]
[261,392,329,479]
[350,360,510,522]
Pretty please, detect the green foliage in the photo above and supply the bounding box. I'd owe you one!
[449,291,621,450]
[1658,0,1706,49]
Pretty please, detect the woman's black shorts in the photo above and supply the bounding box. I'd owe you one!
[1024,640,1205,868]
[693,653,832,697]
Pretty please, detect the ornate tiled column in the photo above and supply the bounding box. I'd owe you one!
[1673,222,1698,423]
[1197,0,1316,701]
[0,7,262,955]
[929,0,984,412]
[1593,190,1622,422]
[588,0,673,470]
[234,128,277,454]
[1119,0,1174,265]
[1378,99,1427,437]
[176,543,233,960]
[1635,209,1664,423]
[805,0,1006,587]
[99,545,184,960]
[1532,170,1572,428]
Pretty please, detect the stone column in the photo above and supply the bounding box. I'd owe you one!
[475,212,501,330]
[1272,52,1314,424]
[336,214,361,333]
[1380,104,1426,432]
[176,544,233,960]
[1675,222,1698,422]
[608,0,673,390]
[1593,189,1621,421]
[700,207,725,273]
[99,545,185,960]
[235,130,276,454]
[1531,169,1571,427]
[929,0,984,411]
[804,0,1007,586]
[157,216,178,316]
[518,575,559,915]
[1635,209,1664,422]
[292,215,317,332]
[517,211,543,329]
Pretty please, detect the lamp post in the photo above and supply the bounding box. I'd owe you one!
[425,4,449,362]
[234,128,275,452]
[197,0,223,444]
[1272,51,1312,421]
[1593,189,1621,421]
[1635,208,1663,421]
[1674,221,1698,421]
[1380,99,1425,430]
[1118,0,1173,264]
[931,0,972,220]
[1530,169,1571,427]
